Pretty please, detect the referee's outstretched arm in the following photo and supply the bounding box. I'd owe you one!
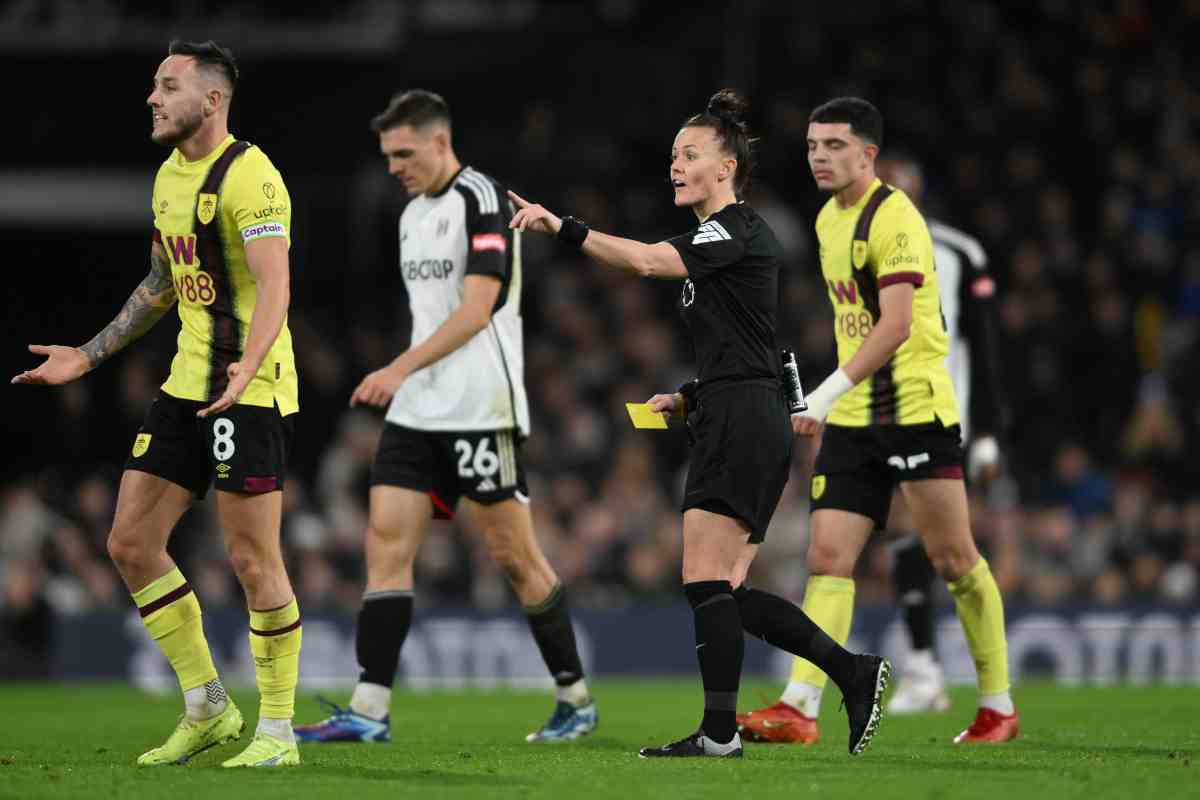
[508,191,688,280]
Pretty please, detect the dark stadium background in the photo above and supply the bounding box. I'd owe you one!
[3,1,1198,685]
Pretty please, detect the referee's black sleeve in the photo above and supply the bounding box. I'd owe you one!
[665,207,747,280]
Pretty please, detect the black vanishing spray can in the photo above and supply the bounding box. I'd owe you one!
[781,348,808,414]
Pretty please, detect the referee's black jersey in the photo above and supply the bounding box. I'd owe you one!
[667,202,785,386]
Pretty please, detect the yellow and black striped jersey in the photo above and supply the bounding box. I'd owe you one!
[815,179,958,427]
[150,135,298,415]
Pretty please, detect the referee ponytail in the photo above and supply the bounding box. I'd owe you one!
[683,89,758,197]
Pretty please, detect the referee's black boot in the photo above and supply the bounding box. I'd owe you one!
[841,655,892,755]
[638,730,743,759]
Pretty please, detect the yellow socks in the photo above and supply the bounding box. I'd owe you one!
[134,567,219,694]
[781,575,856,715]
[948,558,1010,695]
[248,599,302,721]
[789,575,856,687]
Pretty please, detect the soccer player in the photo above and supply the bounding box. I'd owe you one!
[737,98,1018,744]
[13,40,303,766]
[876,152,1007,714]
[294,90,597,745]
[510,89,889,759]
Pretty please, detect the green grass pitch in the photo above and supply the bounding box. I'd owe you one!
[0,681,1195,799]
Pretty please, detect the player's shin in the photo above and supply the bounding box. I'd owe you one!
[782,575,855,715]
[947,558,1013,712]
[525,583,589,706]
[685,581,743,744]
[248,598,302,740]
[133,566,227,720]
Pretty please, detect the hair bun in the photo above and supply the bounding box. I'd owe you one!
[706,88,750,127]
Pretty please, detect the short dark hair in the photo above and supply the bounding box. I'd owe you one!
[809,97,883,148]
[370,89,452,133]
[168,39,238,95]
[681,88,758,197]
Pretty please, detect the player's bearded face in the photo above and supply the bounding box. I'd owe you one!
[147,56,207,147]
[807,122,872,194]
[670,126,728,209]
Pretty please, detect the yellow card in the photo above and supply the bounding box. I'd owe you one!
[626,402,669,430]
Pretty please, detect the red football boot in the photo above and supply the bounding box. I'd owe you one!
[736,702,820,744]
[953,707,1019,743]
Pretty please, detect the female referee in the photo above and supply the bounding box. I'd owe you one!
[509,89,890,759]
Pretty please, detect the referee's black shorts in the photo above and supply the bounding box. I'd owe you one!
[809,420,965,530]
[681,379,793,544]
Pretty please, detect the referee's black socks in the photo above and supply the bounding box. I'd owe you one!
[684,580,743,744]
[524,583,586,692]
[733,584,857,691]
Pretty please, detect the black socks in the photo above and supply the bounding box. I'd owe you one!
[733,584,857,691]
[356,590,414,687]
[684,580,743,744]
[525,583,586,687]
[894,537,937,652]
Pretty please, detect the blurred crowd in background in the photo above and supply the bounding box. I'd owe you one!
[4,0,1200,676]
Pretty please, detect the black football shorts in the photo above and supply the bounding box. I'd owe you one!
[370,423,528,519]
[809,420,965,529]
[125,390,294,498]
[682,380,793,543]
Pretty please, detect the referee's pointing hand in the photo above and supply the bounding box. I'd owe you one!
[508,191,561,235]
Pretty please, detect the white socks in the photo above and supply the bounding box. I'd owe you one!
[980,691,1015,716]
[184,678,228,721]
[780,681,824,718]
[907,649,943,678]
[257,716,295,743]
[557,678,591,708]
[349,681,393,720]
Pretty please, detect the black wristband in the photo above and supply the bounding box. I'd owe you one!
[558,216,589,249]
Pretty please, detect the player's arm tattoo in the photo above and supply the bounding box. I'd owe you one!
[80,244,177,369]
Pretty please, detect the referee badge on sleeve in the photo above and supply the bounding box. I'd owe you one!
[132,433,152,458]
[811,474,826,500]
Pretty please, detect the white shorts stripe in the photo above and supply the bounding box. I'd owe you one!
[499,430,516,488]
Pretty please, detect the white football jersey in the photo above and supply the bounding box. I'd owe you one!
[930,219,990,440]
[386,167,529,436]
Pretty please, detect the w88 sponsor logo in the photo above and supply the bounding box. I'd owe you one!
[174,269,217,306]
